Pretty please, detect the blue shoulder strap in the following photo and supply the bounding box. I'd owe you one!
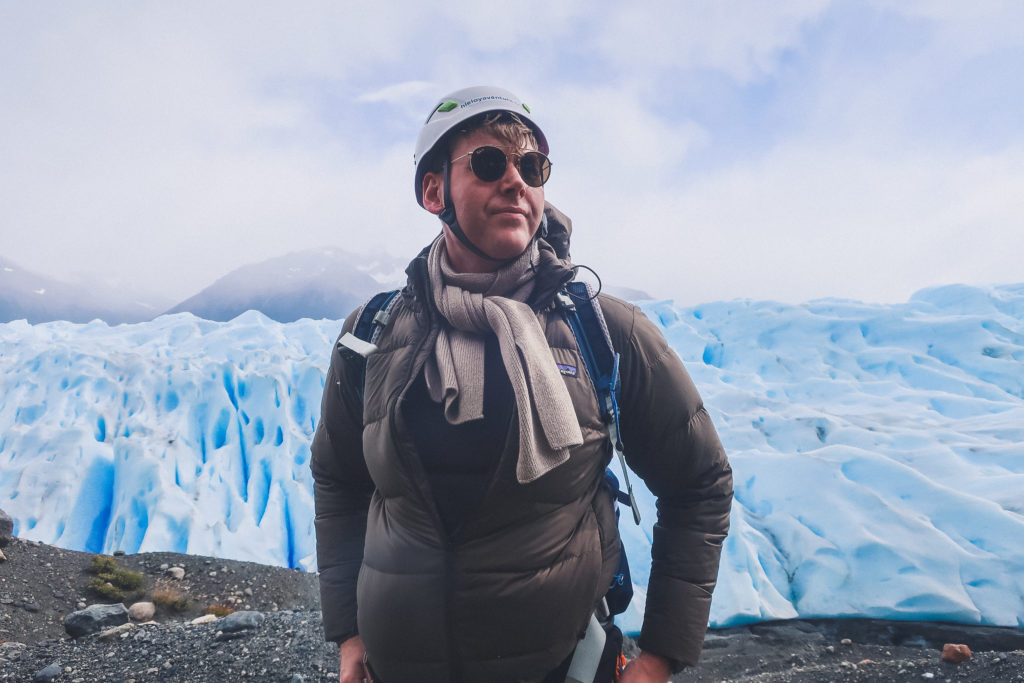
[556,282,642,525]
[337,289,401,401]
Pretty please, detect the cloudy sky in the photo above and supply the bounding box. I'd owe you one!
[2,1,1021,306]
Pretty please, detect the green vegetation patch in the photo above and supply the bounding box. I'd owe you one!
[86,555,145,601]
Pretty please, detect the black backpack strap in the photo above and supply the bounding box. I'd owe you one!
[556,282,641,525]
[337,290,401,401]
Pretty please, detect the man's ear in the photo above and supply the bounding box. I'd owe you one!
[422,172,444,215]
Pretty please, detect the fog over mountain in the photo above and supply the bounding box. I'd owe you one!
[0,249,407,324]
[162,248,406,323]
[4,247,651,325]
[0,256,170,325]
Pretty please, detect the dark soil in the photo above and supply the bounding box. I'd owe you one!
[2,537,1022,681]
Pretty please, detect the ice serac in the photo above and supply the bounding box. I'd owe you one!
[0,312,335,572]
[1,284,1023,636]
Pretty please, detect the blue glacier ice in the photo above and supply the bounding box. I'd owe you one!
[1,284,1023,635]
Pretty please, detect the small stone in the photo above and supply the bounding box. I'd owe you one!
[33,662,61,682]
[859,659,874,665]
[922,673,935,680]
[21,601,41,612]
[825,645,835,654]
[98,623,136,641]
[113,550,125,556]
[942,643,972,664]
[165,567,185,580]
[191,614,217,625]
[159,563,169,570]
[244,587,253,597]
[0,549,7,562]
[840,638,852,646]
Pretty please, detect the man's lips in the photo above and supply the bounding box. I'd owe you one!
[492,206,527,215]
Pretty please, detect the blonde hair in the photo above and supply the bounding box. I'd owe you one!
[464,112,538,152]
[427,112,540,173]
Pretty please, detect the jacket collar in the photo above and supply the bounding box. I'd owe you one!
[405,203,576,313]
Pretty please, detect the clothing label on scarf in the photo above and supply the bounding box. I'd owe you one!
[556,363,578,377]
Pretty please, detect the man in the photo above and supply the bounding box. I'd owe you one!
[312,86,732,683]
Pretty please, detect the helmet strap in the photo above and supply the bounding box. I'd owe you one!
[439,159,518,264]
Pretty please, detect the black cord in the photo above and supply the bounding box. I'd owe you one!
[569,264,603,301]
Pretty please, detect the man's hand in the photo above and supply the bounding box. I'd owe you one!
[339,635,372,683]
[619,650,671,683]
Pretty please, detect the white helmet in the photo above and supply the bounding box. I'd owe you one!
[413,85,549,207]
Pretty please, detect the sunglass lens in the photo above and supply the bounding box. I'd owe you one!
[467,146,551,187]
[470,147,508,182]
[519,152,551,187]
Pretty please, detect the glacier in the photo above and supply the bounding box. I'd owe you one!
[1,283,1023,635]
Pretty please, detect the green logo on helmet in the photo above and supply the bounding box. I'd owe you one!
[437,100,458,113]
[522,103,531,114]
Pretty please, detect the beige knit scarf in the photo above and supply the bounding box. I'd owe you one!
[425,236,583,483]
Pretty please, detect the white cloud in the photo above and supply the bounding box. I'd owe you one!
[876,0,1024,55]
[562,140,1024,306]
[588,1,831,83]
[357,81,434,104]
[1,2,1022,306]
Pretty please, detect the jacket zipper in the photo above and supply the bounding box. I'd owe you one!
[385,323,465,682]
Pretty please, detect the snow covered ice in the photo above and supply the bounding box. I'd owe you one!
[2,283,1023,635]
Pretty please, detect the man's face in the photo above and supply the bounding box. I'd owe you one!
[425,128,545,272]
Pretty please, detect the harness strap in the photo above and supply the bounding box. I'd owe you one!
[337,289,401,401]
[557,283,641,525]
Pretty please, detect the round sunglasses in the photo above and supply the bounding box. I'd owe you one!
[450,146,552,187]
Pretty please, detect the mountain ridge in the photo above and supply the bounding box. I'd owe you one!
[0,249,406,324]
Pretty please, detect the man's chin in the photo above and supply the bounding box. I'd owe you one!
[486,233,537,261]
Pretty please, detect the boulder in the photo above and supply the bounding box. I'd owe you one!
[32,662,61,682]
[64,603,130,638]
[942,643,972,664]
[0,507,13,547]
[218,610,264,633]
[129,601,156,621]
[165,566,185,580]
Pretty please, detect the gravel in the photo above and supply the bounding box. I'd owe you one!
[2,537,1023,682]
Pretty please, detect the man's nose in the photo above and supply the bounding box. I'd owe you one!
[498,155,527,191]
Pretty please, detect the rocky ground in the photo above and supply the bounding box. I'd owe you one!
[1,536,1023,682]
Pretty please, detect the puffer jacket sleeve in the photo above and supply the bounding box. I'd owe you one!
[311,311,375,643]
[601,296,733,668]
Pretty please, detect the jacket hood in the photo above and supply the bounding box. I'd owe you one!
[542,201,572,260]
